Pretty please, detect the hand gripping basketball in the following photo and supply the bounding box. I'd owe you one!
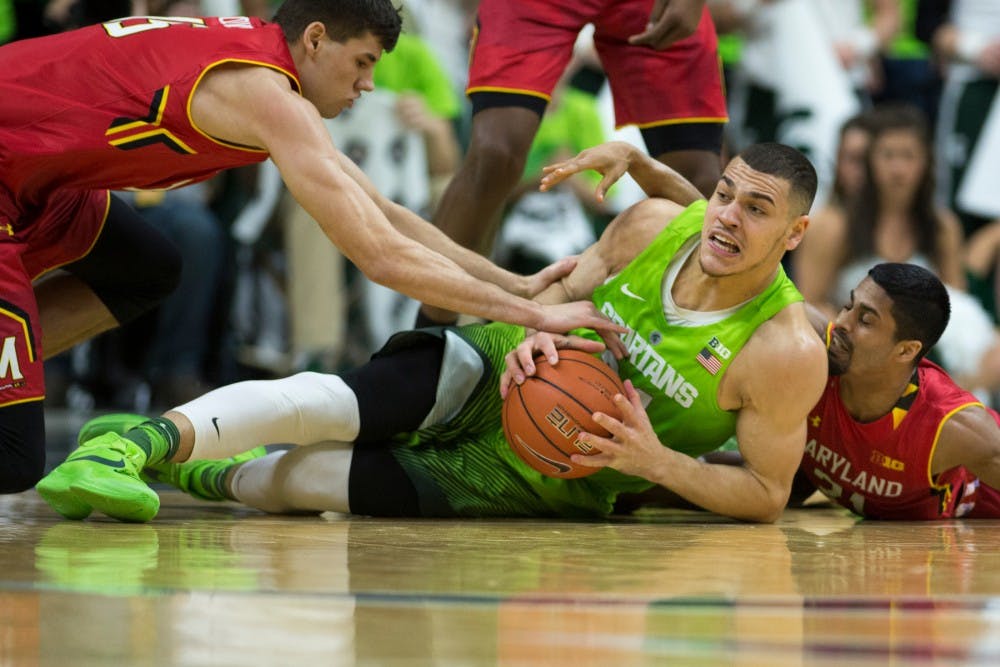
[501,349,625,479]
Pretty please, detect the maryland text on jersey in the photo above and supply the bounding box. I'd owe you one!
[804,438,904,499]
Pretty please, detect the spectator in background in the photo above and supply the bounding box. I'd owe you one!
[713,0,900,204]
[118,185,228,407]
[792,111,878,299]
[964,216,1000,324]
[872,0,941,123]
[918,0,1000,239]
[372,31,462,210]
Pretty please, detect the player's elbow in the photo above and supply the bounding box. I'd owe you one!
[741,488,789,523]
[753,503,785,524]
[359,245,413,291]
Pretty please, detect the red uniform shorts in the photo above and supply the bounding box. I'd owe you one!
[0,186,108,405]
[467,0,727,128]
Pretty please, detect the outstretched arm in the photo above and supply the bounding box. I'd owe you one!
[199,68,622,337]
[540,141,706,204]
[931,406,1000,490]
[332,149,571,300]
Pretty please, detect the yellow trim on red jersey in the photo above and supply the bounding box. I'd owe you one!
[187,59,302,153]
[0,307,36,363]
[465,86,552,102]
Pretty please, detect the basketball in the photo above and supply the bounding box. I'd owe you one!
[502,349,626,479]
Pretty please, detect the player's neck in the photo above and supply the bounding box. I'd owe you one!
[674,252,779,312]
[839,367,915,424]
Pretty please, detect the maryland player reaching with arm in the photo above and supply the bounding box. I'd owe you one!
[0,1,623,495]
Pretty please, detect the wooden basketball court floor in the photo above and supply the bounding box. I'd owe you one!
[4,488,1000,667]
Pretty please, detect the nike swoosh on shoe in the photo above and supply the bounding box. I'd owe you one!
[71,455,127,469]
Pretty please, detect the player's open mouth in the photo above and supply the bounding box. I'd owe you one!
[708,233,740,255]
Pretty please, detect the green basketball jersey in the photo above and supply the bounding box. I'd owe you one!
[387,201,804,518]
[586,199,803,459]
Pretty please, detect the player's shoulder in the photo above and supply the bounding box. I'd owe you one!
[755,301,825,352]
[597,197,693,268]
[933,401,1000,473]
[742,304,827,385]
[722,302,826,411]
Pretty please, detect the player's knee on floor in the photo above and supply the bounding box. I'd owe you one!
[0,456,45,494]
[0,404,47,493]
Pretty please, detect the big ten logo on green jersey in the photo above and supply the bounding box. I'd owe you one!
[707,336,731,359]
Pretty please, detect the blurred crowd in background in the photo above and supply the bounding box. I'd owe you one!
[4,0,1000,410]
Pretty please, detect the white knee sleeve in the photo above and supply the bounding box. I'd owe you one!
[231,443,353,514]
[174,372,360,461]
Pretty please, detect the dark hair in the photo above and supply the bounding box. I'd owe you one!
[830,111,878,206]
[847,104,938,265]
[868,262,950,361]
[273,0,402,52]
[736,143,818,217]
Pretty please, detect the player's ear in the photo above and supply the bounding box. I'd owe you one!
[785,214,809,250]
[896,339,922,364]
[303,21,327,55]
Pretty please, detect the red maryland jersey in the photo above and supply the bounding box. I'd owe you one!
[802,359,1000,520]
[0,16,300,213]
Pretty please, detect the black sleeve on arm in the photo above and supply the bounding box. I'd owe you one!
[915,0,952,46]
[0,401,47,493]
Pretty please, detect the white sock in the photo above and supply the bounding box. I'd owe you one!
[231,443,353,514]
[173,372,360,461]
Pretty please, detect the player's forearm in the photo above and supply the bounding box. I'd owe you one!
[362,232,545,326]
[623,145,704,205]
[290,164,538,323]
[643,449,789,522]
[386,202,529,295]
[328,146,529,294]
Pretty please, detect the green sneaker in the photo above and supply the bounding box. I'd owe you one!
[78,413,170,487]
[77,412,148,445]
[143,446,268,502]
[35,413,149,520]
[34,465,92,520]
[36,432,160,523]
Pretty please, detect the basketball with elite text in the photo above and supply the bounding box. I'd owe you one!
[502,349,625,479]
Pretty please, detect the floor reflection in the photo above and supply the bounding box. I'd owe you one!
[2,492,1000,665]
